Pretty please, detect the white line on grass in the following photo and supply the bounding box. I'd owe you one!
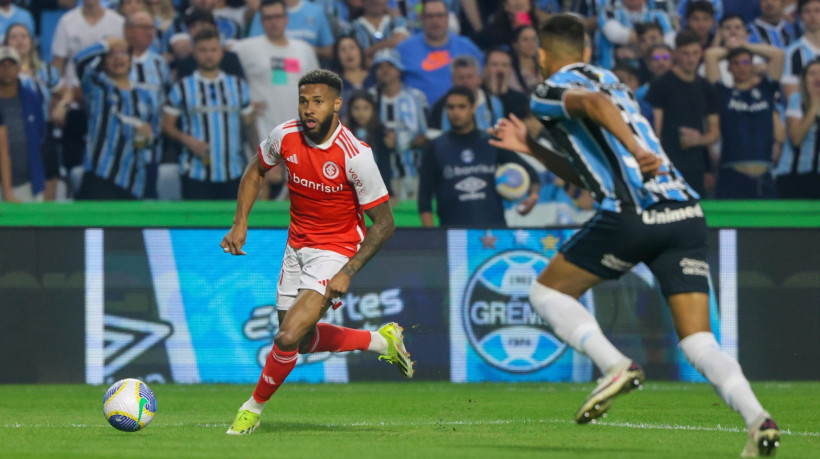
[2,419,817,437]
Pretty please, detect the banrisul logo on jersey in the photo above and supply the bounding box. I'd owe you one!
[448,229,593,382]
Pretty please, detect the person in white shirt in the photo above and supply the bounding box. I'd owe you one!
[51,0,124,88]
[232,0,318,152]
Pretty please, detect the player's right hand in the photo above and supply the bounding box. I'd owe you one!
[488,114,531,154]
[632,147,665,178]
[220,225,247,255]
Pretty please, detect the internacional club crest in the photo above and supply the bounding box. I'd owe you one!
[323,161,340,179]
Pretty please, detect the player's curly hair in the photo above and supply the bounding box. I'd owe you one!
[298,69,343,95]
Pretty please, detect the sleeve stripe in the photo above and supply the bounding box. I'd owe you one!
[258,145,273,169]
[360,193,390,211]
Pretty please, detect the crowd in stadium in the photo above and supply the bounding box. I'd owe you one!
[0,0,817,212]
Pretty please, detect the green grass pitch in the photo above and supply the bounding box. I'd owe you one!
[1,382,817,458]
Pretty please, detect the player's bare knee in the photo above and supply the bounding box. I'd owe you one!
[274,329,302,351]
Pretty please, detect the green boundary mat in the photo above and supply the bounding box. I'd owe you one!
[0,200,818,228]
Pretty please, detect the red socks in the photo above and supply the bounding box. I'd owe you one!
[306,323,372,353]
[252,344,297,403]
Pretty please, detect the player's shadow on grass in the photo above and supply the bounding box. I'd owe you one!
[258,422,382,433]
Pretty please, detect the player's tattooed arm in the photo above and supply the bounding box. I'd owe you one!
[341,201,395,277]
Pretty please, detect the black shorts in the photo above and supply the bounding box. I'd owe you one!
[560,201,709,298]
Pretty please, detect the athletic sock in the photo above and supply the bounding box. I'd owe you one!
[679,331,765,428]
[252,344,298,403]
[368,330,388,354]
[304,323,372,353]
[530,282,629,374]
[240,396,266,415]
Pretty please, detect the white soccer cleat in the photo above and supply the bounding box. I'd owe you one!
[575,360,645,424]
[741,413,780,457]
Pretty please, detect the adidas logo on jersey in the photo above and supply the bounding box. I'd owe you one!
[319,279,329,286]
[285,155,298,164]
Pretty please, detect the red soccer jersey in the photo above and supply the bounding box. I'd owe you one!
[258,119,390,257]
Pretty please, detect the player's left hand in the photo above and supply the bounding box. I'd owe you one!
[516,193,538,215]
[323,270,351,307]
[488,114,531,154]
[632,146,665,178]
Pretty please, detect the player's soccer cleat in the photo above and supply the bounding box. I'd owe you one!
[741,415,780,457]
[226,409,261,435]
[575,361,645,424]
[377,322,415,379]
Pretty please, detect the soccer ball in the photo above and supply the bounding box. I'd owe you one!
[495,162,531,201]
[102,378,156,432]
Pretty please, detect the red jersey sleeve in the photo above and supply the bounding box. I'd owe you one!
[344,140,390,210]
[258,120,296,168]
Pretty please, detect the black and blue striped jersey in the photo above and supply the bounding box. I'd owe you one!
[164,71,252,182]
[75,44,159,198]
[530,63,699,214]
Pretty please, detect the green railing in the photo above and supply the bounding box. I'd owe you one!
[0,200,817,227]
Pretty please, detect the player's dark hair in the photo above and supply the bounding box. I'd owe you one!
[798,0,820,15]
[538,14,585,56]
[298,69,343,95]
[675,28,701,49]
[184,8,216,28]
[444,85,475,106]
[260,0,286,10]
[635,21,663,37]
[726,47,753,62]
[685,0,715,19]
[192,27,220,44]
[719,13,745,27]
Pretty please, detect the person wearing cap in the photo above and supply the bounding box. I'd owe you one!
[0,45,45,203]
[369,48,428,201]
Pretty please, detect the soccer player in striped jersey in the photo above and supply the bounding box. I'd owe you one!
[161,27,256,200]
[490,15,780,457]
[221,69,413,435]
[74,37,159,200]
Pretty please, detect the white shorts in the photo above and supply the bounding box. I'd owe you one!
[276,244,349,311]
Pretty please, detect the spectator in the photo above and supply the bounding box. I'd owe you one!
[428,55,503,134]
[645,42,674,82]
[635,22,666,83]
[748,0,798,49]
[646,29,720,196]
[707,13,770,86]
[163,0,241,55]
[117,0,148,16]
[247,0,335,61]
[597,0,675,69]
[0,0,35,38]
[5,24,64,201]
[613,63,655,126]
[73,37,159,199]
[777,58,820,198]
[345,91,394,197]
[232,0,318,192]
[145,0,177,54]
[782,0,820,101]
[0,46,44,203]
[369,48,428,201]
[331,35,374,121]
[174,10,245,79]
[399,0,463,34]
[509,25,541,94]
[679,0,724,28]
[483,47,531,121]
[570,0,606,33]
[350,0,409,63]
[161,28,257,200]
[51,0,124,88]
[705,45,784,199]
[473,0,547,50]
[684,0,718,50]
[417,86,539,227]
[395,0,483,106]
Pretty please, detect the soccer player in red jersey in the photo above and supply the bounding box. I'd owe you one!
[221,69,414,435]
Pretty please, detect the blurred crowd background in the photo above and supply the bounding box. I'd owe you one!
[0,0,817,227]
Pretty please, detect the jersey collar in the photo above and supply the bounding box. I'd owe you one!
[304,120,342,150]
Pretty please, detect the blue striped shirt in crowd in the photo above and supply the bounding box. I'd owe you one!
[782,37,820,87]
[530,63,698,213]
[351,15,409,51]
[164,71,252,182]
[19,62,61,119]
[370,85,428,179]
[161,14,242,55]
[748,18,797,49]
[596,5,675,69]
[778,92,820,176]
[75,44,159,198]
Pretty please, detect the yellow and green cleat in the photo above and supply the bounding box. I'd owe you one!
[377,322,415,379]
[226,409,260,435]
